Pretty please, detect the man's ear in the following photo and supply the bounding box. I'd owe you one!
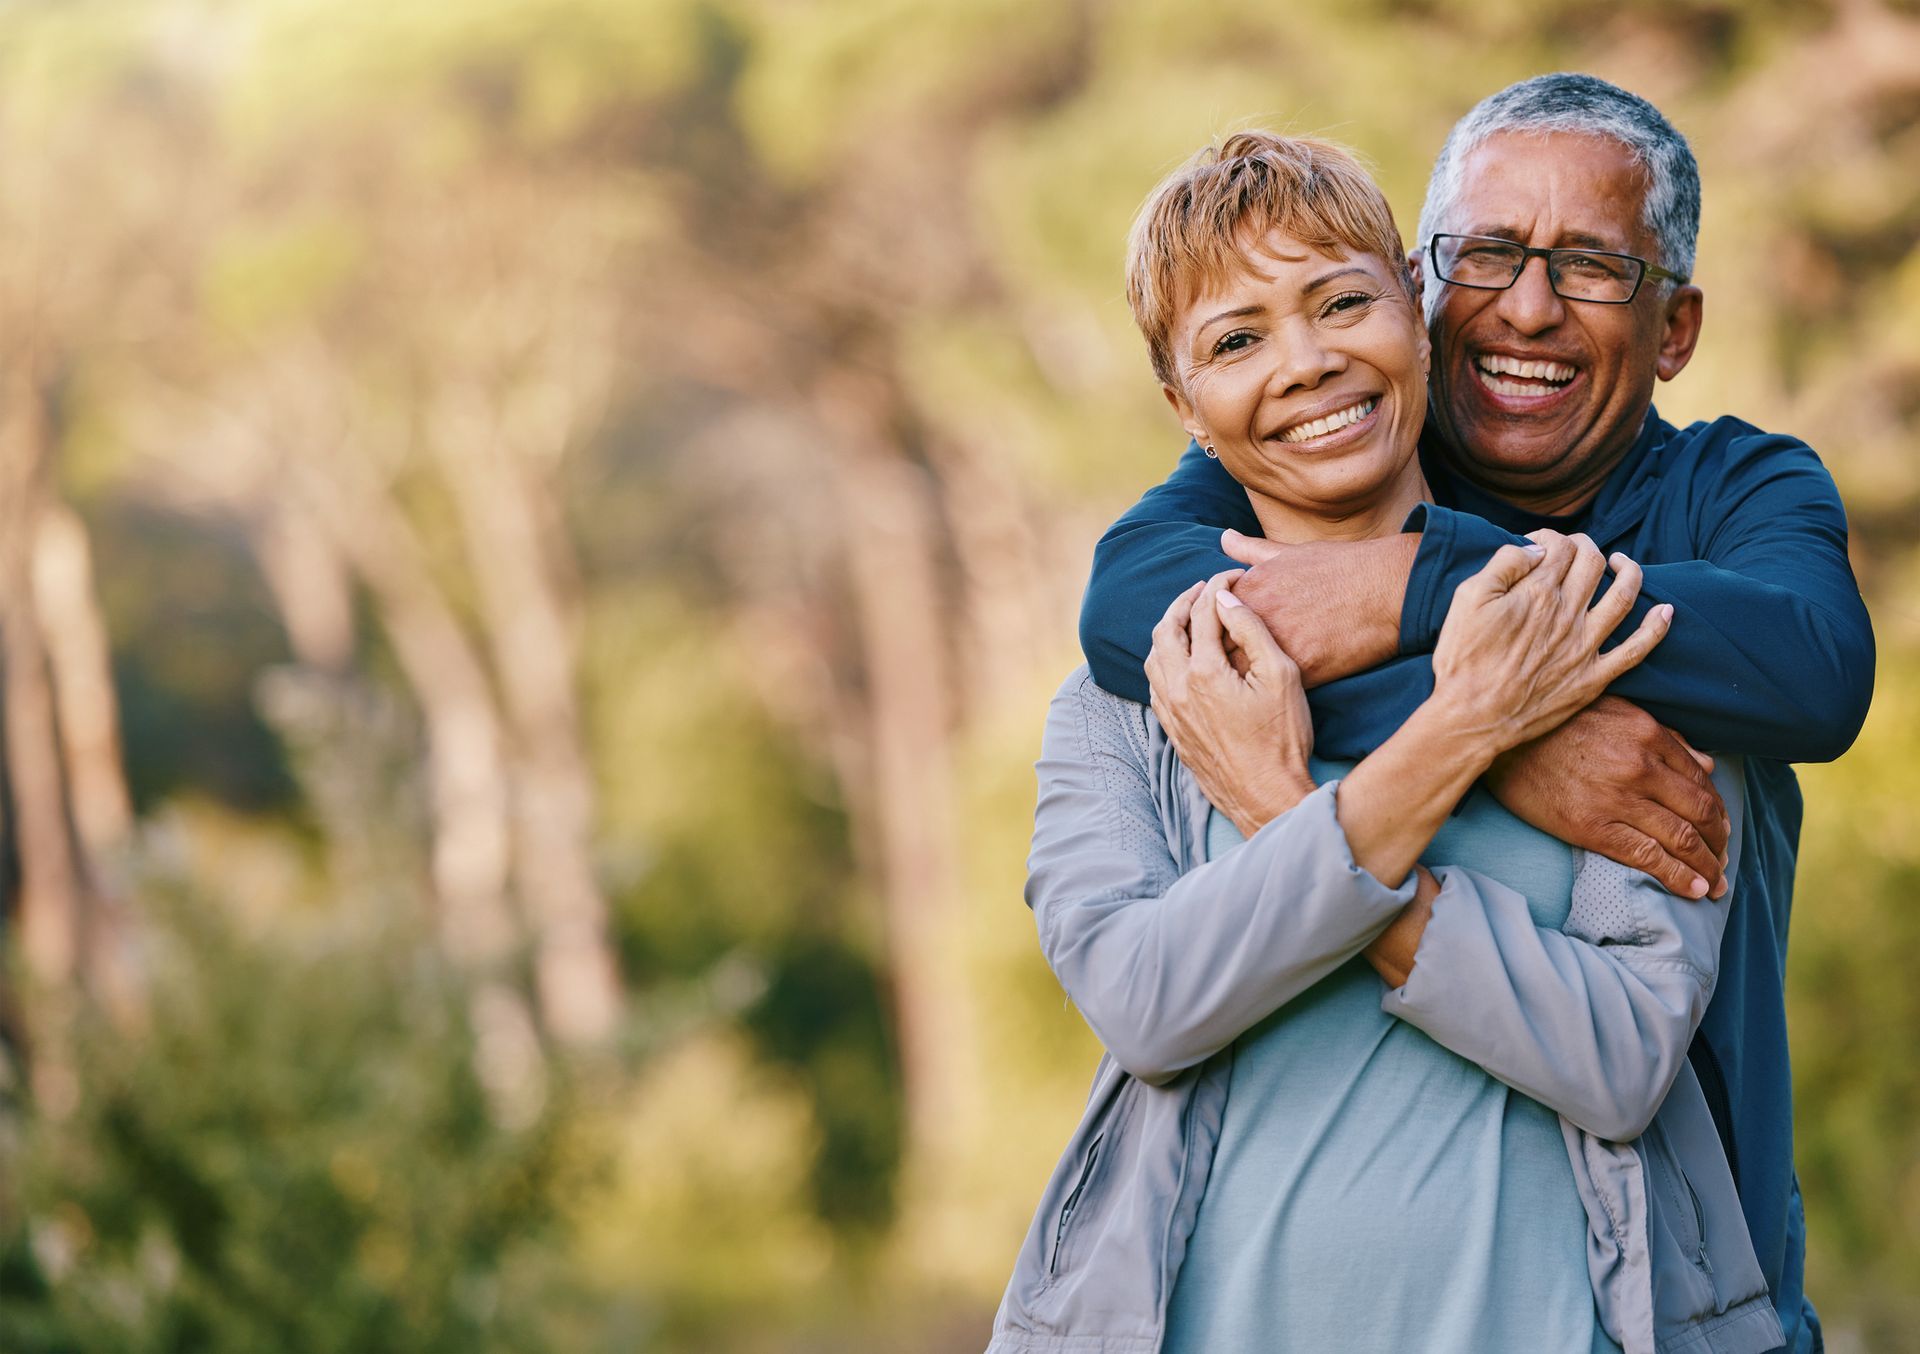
[1407,248,1425,301]
[1655,284,1704,382]
[1161,382,1204,445]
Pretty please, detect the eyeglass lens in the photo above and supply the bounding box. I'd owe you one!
[1435,237,1642,303]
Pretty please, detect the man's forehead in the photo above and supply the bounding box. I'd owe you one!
[1450,131,1652,247]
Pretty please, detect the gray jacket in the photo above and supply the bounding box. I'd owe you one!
[987,670,1785,1354]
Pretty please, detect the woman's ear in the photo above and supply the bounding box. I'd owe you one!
[1161,382,1203,445]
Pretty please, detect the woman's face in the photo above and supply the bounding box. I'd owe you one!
[1165,227,1430,536]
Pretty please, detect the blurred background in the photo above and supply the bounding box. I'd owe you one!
[0,0,1913,1350]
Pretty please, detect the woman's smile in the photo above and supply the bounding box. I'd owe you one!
[1269,393,1382,448]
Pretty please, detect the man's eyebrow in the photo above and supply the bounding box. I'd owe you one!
[1468,226,1627,251]
[1555,230,1621,251]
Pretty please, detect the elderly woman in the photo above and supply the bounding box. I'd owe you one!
[987,134,1782,1354]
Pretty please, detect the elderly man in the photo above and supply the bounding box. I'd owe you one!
[1079,74,1872,1354]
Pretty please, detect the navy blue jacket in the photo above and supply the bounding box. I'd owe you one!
[1078,409,1875,1354]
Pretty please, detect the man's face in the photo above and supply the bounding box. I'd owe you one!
[1422,131,1703,513]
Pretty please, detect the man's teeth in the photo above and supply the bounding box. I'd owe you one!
[1476,354,1576,393]
[1280,397,1378,444]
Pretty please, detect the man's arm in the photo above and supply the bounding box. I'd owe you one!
[1396,432,1874,763]
[1080,439,1415,703]
[1084,427,1872,763]
[1080,439,1260,706]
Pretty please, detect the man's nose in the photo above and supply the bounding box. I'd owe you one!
[1492,253,1567,336]
[1268,320,1347,396]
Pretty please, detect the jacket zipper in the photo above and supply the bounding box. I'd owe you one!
[1050,1133,1104,1277]
[1683,1169,1713,1275]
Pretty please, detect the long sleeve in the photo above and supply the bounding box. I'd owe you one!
[1379,761,1747,1142]
[1399,429,1873,762]
[1026,669,1413,1086]
[1079,440,1259,706]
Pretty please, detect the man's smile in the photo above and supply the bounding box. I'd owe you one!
[1470,349,1582,407]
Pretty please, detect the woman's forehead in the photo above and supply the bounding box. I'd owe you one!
[1178,229,1383,308]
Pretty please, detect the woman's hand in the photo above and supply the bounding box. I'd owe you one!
[1430,530,1673,760]
[1146,570,1316,837]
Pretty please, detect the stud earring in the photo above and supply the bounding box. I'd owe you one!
[1204,444,1217,459]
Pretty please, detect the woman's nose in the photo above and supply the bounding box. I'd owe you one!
[1267,320,1347,396]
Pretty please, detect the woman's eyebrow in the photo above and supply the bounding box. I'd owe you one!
[1194,304,1264,339]
[1302,265,1372,293]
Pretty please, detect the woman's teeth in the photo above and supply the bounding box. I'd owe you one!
[1280,397,1378,444]
[1476,355,1575,397]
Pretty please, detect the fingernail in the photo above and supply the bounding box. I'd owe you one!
[1658,604,1675,621]
[1689,876,1708,898]
[1216,591,1244,610]
[1711,879,1729,899]
[1522,543,1545,555]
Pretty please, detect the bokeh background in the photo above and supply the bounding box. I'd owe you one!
[0,0,1914,1350]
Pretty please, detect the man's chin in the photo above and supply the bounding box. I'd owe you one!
[1446,421,1589,489]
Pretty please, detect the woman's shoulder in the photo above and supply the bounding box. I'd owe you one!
[1045,665,1155,763]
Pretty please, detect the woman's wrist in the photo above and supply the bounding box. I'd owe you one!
[1221,766,1316,838]
[1419,683,1520,769]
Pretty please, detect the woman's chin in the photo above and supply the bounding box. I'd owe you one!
[1233,447,1421,524]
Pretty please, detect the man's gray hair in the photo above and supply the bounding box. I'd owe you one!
[1416,73,1700,315]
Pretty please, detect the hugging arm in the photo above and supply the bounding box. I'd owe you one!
[1075,535,1671,1089]
[1375,760,1747,1142]
[1024,672,1413,1087]
[1083,430,1872,763]
[1399,431,1873,761]
[1080,441,1413,703]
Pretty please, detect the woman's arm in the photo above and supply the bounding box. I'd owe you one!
[1024,670,1414,1087]
[1374,760,1747,1142]
[1042,533,1667,1083]
[1157,531,1672,885]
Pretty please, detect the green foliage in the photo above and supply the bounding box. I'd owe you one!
[0,900,590,1354]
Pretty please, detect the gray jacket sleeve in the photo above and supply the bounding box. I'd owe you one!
[1378,760,1747,1142]
[1027,670,1415,1086]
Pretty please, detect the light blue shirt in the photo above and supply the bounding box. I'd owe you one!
[1163,762,1623,1354]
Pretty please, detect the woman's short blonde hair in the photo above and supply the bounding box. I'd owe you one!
[1126,131,1411,390]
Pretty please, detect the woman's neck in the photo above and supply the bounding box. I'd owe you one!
[1246,467,1432,545]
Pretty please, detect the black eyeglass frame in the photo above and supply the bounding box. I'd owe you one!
[1425,233,1689,305]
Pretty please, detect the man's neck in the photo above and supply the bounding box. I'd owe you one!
[1422,411,1655,524]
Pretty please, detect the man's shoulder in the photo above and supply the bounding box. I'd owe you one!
[1658,412,1839,498]
[1667,413,1824,467]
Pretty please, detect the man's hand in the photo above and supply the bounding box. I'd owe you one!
[1486,696,1731,899]
[1222,528,1417,687]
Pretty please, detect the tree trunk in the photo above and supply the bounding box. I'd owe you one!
[290,455,546,1121]
[429,383,622,1047]
[0,363,85,1111]
[30,497,144,1024]
[817,374,980,1178]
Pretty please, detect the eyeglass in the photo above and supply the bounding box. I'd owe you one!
[1426,233,1688,304]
